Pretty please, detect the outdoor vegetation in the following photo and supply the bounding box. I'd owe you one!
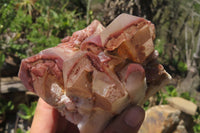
[0,0,200,132]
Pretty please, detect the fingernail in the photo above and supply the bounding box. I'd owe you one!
[124,106,145,128]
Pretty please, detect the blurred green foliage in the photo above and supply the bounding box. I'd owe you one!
[16,101,37,132]
[151,0,200,76]
[0,97,14,115]
[180,92,196,103]
[177,61,188,73]
[144,85,197,108]
[143,100,150,111]
[0,52,5,68]
[16,128,30,133]
[193,108,200,133]
[0,0,87,59]
[155,38,165,55]
[0,0,16,33]
[16,128,24,133]
[143,85,178,110]
[157,85,178,105]
[18,101,37,121]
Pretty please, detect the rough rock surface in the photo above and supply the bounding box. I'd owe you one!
[139,105,181,133]
[0,77,26,93]
[139,103,196,133]
[166,97,197,115]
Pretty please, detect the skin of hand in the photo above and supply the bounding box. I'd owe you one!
[30,98,145,133]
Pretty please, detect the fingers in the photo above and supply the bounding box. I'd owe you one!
[30,98,79,133]
[30,98,59,133]
[31,98,144,133]
[104,105,145,133]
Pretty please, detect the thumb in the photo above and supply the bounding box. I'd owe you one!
[104,105,145,133]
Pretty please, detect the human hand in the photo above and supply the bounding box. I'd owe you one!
[30,98,145,133]
[30,98,79,133]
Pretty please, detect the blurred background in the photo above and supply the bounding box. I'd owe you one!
[0,0,200,133]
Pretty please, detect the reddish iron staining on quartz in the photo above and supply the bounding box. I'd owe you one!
[18,13,171,133]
